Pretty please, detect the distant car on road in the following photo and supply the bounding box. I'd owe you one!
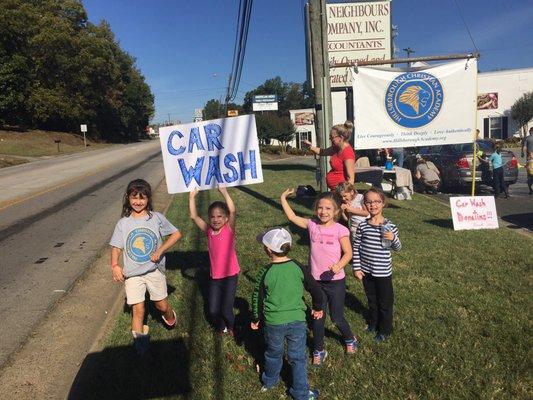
[404,140,518,190]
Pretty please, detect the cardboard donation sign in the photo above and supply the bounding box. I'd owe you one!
[159,115,263,193]
[450,196,499,230]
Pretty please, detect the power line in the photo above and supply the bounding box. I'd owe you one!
[225,0,253,105]
[452,0,479,53]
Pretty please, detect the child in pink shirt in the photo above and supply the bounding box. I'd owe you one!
[189,187,240,336]
[281,189,358,367]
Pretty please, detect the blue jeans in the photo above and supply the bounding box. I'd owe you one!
[262,321,309,400]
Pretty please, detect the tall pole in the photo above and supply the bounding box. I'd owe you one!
[309,0,332,192]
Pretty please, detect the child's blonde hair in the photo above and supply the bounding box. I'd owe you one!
[335,182,357,196]
[313,192,342,221]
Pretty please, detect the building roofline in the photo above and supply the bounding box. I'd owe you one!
[480,66,533,76]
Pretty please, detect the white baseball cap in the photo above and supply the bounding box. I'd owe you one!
[257,227,292,253]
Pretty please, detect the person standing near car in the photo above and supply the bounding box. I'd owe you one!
[481,143,509,198]
[522,127,533,158]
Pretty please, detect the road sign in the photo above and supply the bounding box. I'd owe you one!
[80,124,87,132]
[227,110,239,117]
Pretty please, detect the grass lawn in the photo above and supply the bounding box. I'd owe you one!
[78,163,532,400]
[0,129,109,157]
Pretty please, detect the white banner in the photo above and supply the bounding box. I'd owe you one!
[450,196,499,230]
[159,115,263,193]
[353,59,477,149]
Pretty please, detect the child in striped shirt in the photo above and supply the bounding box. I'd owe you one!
[352,188,401,341]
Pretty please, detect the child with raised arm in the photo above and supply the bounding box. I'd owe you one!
[281,189,358,367]
[110,179,181,357]
[352,188,401,342]
[189,187,240,336]
[251,227,323,400]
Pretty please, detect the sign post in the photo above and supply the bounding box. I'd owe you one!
[80,124,88,148]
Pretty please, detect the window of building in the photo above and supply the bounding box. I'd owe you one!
[298,131,312,149]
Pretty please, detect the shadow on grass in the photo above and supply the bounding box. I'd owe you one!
[68,338,191,399]
[425,218,454,229]
[262,164,315,172]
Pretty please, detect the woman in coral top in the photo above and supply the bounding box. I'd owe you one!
[304,121,356,191]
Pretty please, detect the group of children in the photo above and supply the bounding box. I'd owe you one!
[110,178,401,400]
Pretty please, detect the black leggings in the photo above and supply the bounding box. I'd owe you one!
[312,279,354,350]
[362,274,394,335]
[208,274,238,331]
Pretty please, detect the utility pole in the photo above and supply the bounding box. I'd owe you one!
[309,0,332,192]
[403,47,415,67]
[167,113,171,125]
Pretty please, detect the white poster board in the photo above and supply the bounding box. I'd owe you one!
[353,59,477,149]
[159,115,263,193]
[450,196,499,230]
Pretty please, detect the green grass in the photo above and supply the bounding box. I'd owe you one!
[76,163,532,400]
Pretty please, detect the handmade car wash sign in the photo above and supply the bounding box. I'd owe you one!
[450,196,499,230]
[353,59,477,149]
[159,115,263,193]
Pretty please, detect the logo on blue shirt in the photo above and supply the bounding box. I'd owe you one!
[126,228,158,263]
[385,72,444,128]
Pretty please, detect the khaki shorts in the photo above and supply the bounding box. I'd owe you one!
[124,269,168,305]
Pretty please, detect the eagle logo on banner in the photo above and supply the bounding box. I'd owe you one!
[385,72,444,128]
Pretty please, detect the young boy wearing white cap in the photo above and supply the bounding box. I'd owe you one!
[251,227,324,400]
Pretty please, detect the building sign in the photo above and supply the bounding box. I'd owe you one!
[158,115,263,193]
[477,93,498,110]
[252,94,278,111]
[353,59,477,149]
[327,1,391,88]
[450,196,499,230]
[294,111,314,126]
[227,110,239,117]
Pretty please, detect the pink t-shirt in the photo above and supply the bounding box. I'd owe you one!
[308,220,350,281]
[207,224,240,279]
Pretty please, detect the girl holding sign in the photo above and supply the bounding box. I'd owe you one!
[189,187,240,336]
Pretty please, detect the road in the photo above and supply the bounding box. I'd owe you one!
[0,140,165,368]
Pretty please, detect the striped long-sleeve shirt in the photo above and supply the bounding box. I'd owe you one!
[352,219,401,277]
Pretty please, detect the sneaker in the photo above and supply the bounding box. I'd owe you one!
[364,325,377,334]
[260,386,269,393]
[312,349,327,367]
[374,333,389,342]
[308,389,319,399]
[345,337,359,354]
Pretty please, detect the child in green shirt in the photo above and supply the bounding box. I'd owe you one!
[251,227,324,400]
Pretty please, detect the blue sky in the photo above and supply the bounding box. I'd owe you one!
[84,0,533,124]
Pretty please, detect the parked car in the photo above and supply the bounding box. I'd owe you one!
[404,140,518,190]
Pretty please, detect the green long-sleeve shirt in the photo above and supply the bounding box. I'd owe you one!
[251,259,324,325]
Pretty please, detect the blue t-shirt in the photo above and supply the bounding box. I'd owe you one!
[489,152,503,169]
[110,212,178,277]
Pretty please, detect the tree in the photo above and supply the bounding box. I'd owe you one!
[242,77,315,116]
[202,99,224,120]
[511,91,533,138]
[0,0,154,141]
[273,116,296,150]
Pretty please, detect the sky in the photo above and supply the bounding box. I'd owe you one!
[83,0,533,124]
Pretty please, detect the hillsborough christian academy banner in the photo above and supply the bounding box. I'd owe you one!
[352,59,477,149]
[159,115,263,193]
